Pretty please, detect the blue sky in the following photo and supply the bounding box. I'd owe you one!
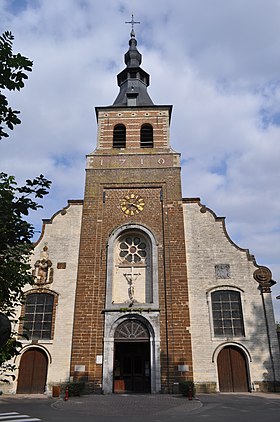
[1,0,280,320]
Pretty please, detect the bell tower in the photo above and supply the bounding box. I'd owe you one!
[70,20,193,394]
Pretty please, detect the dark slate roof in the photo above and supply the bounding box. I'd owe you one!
[112,32,154,107]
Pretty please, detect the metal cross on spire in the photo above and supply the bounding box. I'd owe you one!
[125,14,140,38]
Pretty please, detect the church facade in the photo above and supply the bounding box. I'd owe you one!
[5,28,280,395]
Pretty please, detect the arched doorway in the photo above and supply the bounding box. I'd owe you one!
[114,319,150,393]
[217,346,249,392]
[17,348,48,394]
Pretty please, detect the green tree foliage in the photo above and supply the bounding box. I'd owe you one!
[0,32,50,378]
[0,173,51,316]
[0,338,22,382]
[0,31,33,139]
[0,173,51,368]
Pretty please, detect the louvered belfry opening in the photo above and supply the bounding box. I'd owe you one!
[140,124,153,148]
[113,124,126,148]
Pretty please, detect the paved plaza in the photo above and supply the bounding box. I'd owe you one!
[52,393,201,417]
[1,392,280,421]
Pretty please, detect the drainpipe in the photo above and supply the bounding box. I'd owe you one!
[276,296,280,350]
[260,290,276,391]
[161,189,170,393]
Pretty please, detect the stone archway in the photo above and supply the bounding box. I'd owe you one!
[102,313,161,394]
[17,348,48,394]
[114,319,150,393]
[217,345,249,392]
[102,223,161,395]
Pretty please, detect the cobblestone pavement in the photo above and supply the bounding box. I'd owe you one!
[51,394,202,417]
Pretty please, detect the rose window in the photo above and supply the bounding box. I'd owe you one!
[119,236,147,263]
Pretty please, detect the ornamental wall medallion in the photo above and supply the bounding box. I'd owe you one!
[33,244,53,287]
[215,264,231,279]
[253,266,275,293]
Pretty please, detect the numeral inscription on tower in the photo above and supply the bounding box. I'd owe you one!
[98,158,166,166]
[88,156,172,169]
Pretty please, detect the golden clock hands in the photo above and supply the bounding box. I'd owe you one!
[127,202,137,208]
[120,194,144,215]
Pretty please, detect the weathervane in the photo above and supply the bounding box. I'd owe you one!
[125,14,140,37]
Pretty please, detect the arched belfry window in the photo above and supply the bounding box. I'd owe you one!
[112,231,152,305]
[113,124,126,148]
[140,124,153,148]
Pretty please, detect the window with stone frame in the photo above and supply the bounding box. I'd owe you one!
[23,293,54,340]
[211,290,245,337]
[112,232,152,304]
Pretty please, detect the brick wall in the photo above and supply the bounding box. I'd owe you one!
[70,106,193,392]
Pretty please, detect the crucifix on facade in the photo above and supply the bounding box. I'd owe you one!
[124,269,141,304]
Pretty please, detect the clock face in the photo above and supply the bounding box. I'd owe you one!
[120,193,145,216]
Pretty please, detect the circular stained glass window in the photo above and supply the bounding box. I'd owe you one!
[119,236,147,263]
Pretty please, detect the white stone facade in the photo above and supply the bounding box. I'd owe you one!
[183,199,280,392]
[2,201,83,395]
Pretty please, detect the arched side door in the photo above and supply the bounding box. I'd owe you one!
[217,346,249,392]
[17,348,48,394]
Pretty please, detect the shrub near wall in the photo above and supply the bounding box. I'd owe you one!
[179,381,196,398]
[61,382,85,397]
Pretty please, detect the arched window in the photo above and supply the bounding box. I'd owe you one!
[23,293,55,340]
[105,224,159,310]
[140,124,153,148]
[211,290,244,337]
[113,124,126,148]
[112,231,152,304]
[115,319,149,342]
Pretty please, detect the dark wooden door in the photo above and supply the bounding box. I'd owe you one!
[217,346,249,392]
[114,342,150,393]
[17,348,48,394]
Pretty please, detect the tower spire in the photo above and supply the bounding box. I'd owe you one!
[112,15,153,107]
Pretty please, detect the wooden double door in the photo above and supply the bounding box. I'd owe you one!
[114,342,150,393]
[17,348,48,394]
[217,346,249,392]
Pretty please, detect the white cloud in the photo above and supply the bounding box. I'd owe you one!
[1,0,280,320]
